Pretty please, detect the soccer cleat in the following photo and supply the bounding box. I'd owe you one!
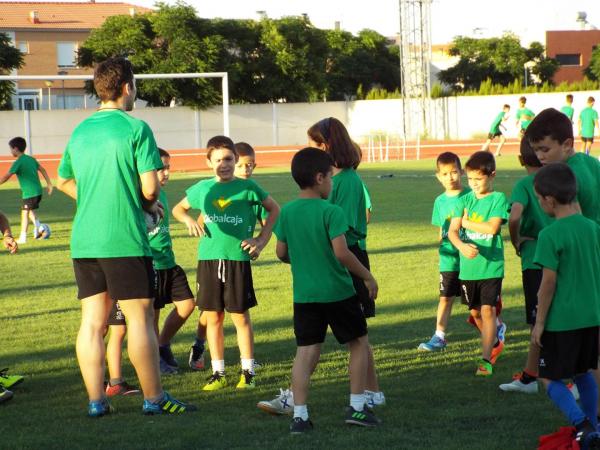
[188,344,206,371]
[344,406,381,427]
[476,359,493,377]
[0,368,24,389]
[159,358,178,375]
[575,420,600,449]
[88,398,113,418]
[202,372,228,391]
[290,417,314,434]
[257,388,294,415]
[142,391,197,415]
[236,370,256,389]
[159,345,179,369]
[497,321,507,343]
[499,377,538,394]
[490,340,505,364]
[0,386,13,404]
[365,390,386,407]
[418,335,447,351]
[105,380,141,397]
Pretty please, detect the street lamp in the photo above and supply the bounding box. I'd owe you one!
[44,80,53,110]
[57,70,67,109]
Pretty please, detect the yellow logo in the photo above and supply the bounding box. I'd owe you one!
[212,196,232,211]
[469,212,484,223]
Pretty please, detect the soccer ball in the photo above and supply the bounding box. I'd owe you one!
[144,210,161,232]
[38,223,51,239]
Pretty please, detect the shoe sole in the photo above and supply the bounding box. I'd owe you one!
[498,385,538,394]
[417,345,445,352]
[257,403,292,415]
[0,378,24,389]
[189,363,205,371]
[202,384,227,391]
[345,419,379,427]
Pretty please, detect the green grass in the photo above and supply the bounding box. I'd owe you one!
[0,158,566,448]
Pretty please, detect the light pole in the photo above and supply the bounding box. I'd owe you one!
[44,80,53,110]
[57,70,67,109]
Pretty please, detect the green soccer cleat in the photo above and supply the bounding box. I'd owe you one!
[236,370,256,389]
[202,372,228,391]
[0,368,24,389]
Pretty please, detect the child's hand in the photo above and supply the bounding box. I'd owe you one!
[460,243,479,259]
[241,237,265,260]
[3,235,17,254]
[183,216,204,237]
[531,323,544,347]
[47,185,54,196]
[363,276,378,300]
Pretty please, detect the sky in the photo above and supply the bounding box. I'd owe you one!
[123,0,600,44]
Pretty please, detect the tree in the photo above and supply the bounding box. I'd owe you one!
[586,45,600,80]
[0,32,24,110]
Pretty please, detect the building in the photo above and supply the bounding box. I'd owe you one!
[0,1,151,110]
[546,29,600,84]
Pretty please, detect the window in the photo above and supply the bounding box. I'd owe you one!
[18,41,29,54]
[57,42,77,68]
[555,54,581,66]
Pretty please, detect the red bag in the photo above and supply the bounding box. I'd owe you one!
[538,427,579,450]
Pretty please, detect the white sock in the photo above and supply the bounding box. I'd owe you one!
[293,404,308,420]
[19,231,26,239]
[435,330,446,340]
[241,358,255,374]
[211,359,225,374]
[34,219,41,229]
[350,393,366,411]
[496,318,501,327]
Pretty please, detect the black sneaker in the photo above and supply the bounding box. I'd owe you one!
[290,417,313,434]
[575,419,600,449]
[159,345,179,369]
[344,406,381,427]
[188,344,205,371]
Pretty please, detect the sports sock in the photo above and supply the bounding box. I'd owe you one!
[574,372,598,428]
[350,393,366,412]
[147,391,166,404]
[241,358,255,375]
[293,404,308,420]
[434,330,446,340]
[520,370,537,384]
[34,219,41,229]
[194,337,205,349]
[547,380,586,426]
[109,377,124,386]
[211,359,225,374]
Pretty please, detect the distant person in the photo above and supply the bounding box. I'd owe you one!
[516,96,535,136]
[578,96,599,155]
[0,137,53,244]
[56,56,195,417]
[560,94,574,123]
[482,104,510,156]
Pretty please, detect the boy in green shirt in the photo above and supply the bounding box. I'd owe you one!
[531,163,600,447]
[561,94,574,122]
[274,147,379,432]
[448,151,508,377]
[0,137,53,244]
[578,96,599,155]
[516,96,535,136]
[482,104,510,156]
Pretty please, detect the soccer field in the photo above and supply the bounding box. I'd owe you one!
[0,158,564,449]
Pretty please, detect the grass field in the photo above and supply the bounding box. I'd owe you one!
[0,157,568,449]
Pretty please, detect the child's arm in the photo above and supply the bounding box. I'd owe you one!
[38,165,54,195]
[275,240,290,264]
[56,176,77,200]
[331,234,378,299]
[461,209,503,235]
[508,203,532,256]
[0,211,17,254]
[448,216,478,259]
[172,197,204,237]
[0,172,12,185]
[531,267,557,347]
[241,196,280,259]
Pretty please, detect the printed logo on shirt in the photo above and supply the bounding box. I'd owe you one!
[213,196,232,211]
[204,213,243,226]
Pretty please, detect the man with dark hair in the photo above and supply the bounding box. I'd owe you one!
[579,97,599,155]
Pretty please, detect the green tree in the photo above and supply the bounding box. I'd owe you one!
[586,45,600,80]
[0,32,24,110]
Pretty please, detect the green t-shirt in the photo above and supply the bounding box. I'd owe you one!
[534,214,600,332]
[579,106,599,138]
[452,191,508,280]
[431,187,471,272]
[510,174,553,271]
[567,152,600,225]
[516,107,535,130]
[186,177,268,261]
[561,105,574,121]
[274,198,356,303]
[329,169,367,247]
[9,154,42,199]
[148,189,176,270]
[58,110,163,258]
[489,111,505,134]
[358,182,372,251]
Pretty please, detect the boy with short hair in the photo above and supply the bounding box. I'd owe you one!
[561,94,574,122]
[274,147,379,432]
[448,151,508,376]
[499,138,552,393]
[516,96,535,136]
[0,137,53,244]
[173,136,280,390]
[482,104,510,156]
[578,96,599,155]
[531,163,600,447]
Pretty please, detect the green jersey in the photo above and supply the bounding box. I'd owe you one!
[431,187,471,272]
[274,198,355,303]
[329,169,367,247]
[186,177,268,261]
[58,110,163,258]
[567,152,600,225]
[510,174,553,271]
[579,106,599,138]
[561,105,574,121]
[489,111,505,134]
[148,189,176,270]
[9,154,42,199]
[534,214,600,332]
[453,191,508,280]
[516,107,535,130]
[358,182,372,251]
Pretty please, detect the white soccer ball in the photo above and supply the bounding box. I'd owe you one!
[38,223,51,239]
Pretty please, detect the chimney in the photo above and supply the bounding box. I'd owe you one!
[90,0,95,3]
[29,10,40,24]
[129,7,135,17]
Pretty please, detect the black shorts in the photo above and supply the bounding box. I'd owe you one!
[460,278,502,310]
[487,131,502,139]
[440,271,461,298]
[73,257,155,301]
[348,244,375,318]
[293,296,368,346]
[107,301,126,326]
[583,137,594,143]
[522,269,542,325]
[539,326,599,380]
[196,260,257,313]
[22,195,42,210]
[154,265,194,309]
